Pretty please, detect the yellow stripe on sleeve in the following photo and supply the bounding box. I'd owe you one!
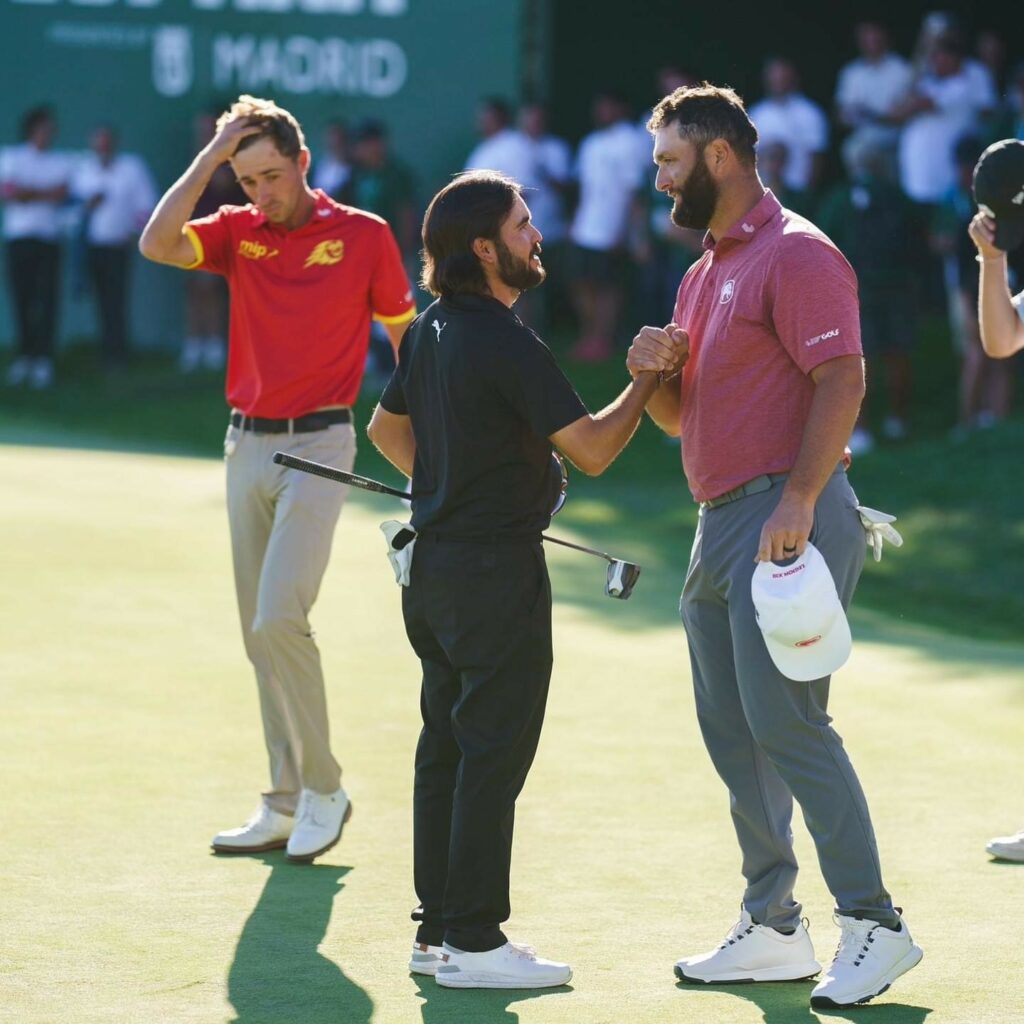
[183,225,205,270]
[374,306,417,325]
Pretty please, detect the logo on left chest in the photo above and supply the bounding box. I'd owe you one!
[304,240,345,268]
[719,279,736,304]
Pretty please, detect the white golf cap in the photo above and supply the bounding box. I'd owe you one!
[751,543,851,682]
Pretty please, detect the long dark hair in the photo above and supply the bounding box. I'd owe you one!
[420,171,520,299]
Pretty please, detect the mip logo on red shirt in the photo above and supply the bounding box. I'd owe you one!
[238,240,279,260]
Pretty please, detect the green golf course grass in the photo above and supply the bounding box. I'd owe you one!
[2,442,1021,1024]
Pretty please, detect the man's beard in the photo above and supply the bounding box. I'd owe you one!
[496,239,546,291]
[670,158,719,230]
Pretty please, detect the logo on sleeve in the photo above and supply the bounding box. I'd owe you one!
[719,279,735,304]
[238,240,279,260]
[304,240,345,268]
[805,328,840,347]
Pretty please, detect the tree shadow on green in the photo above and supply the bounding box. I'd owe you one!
[674,980,932,1024]
[410,974,572,1024]
[226,857,372,1024]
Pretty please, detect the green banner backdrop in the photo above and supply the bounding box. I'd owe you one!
[0,0,526,349]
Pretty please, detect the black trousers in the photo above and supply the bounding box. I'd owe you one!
[402,539,553,953]
[87,244,131,365]
[6,238,60,360]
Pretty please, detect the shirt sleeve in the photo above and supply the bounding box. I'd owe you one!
[184,207,235,275]
[379,366,407,414]
[493,326,588,437]
[371,223,416,325]
[1012,291,1024,324]
[769,233,863,374]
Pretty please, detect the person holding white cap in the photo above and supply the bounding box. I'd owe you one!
[628,82,921,1010]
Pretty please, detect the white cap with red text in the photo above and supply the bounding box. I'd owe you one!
[751,543,852,682]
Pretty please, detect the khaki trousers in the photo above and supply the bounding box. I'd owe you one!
[224,420,355,815]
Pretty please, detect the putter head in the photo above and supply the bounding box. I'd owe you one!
[605,560,641,600]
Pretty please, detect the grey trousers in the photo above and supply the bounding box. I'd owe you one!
[680,470,897,929]
[225,420,354,815]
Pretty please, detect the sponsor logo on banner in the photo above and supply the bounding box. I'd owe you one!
[152,25,193,97]
[304,240,345,268]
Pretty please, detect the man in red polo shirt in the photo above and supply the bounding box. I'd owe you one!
[140,95,415,863]
[627,84,922,1009]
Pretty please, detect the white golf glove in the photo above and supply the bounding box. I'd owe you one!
[855,505,903,562]
[380,520,417,586]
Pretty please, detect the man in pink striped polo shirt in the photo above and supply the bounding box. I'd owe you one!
[627,84,923,1010]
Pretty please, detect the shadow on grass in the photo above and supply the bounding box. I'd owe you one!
[226,856,371,1024]
[410,974,572,1024]
[674,980,932,1023]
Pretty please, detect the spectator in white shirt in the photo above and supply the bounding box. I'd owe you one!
[835,21,913,179]
[569,91,646,362]
[467,102,572,331]
[749,58,829,194]
[464,97,520,176]
[311,120,351,198]
[896,33,997,203]
[71,124,156,368]
[1,106,72,389]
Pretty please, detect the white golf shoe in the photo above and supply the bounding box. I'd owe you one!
[435,941,572,989]
[285,787,352,863]
[211,803,293,854]
[810,913,923,1008]
[986,828,1024,862]
[409,941,445,976]
[674,909,821,984]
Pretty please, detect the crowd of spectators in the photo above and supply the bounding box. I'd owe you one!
[1,12,1021,448]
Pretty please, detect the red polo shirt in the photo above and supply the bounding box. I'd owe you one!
[186,189,415,417]
[672,190,863,503]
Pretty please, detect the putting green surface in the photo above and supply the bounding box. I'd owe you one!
[2,444,1021,1024]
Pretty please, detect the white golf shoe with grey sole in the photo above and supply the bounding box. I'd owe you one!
[435,941,572,989]
[811,913,923,1008]
[674,909,821,984]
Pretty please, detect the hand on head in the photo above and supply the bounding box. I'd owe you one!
[206,117,264,164]
[626,322,690,380]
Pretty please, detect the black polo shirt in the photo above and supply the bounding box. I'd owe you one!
[380,293,587,538]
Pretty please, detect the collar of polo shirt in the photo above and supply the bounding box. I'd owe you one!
[703,189,782,251]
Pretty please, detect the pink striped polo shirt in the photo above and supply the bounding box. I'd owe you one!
[672,190,862,503]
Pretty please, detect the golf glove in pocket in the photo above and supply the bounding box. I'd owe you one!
[380,519,417,586]
[855,505,903,562]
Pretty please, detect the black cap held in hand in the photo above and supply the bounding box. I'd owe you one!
[973,139,1024,252]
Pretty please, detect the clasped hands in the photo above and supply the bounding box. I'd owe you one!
[626,323,690,381]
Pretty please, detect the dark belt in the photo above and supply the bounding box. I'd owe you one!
[230,408,351,434]
[417,529,543,545]
[700,472,789,510]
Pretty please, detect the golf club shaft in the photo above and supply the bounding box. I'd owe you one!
[274,451,625,566]
[273,452,410,498]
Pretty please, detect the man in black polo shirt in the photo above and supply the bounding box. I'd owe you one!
[368,170,685,989]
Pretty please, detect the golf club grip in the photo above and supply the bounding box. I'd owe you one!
[273,452,411,499]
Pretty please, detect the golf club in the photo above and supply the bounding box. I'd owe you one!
[272,451,642,599]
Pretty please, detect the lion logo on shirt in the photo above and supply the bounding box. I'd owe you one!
[304,240,345,268]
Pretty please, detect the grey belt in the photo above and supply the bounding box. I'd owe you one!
[701,472,789,510]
